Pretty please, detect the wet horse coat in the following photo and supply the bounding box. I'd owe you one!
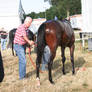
[36,20,75,84]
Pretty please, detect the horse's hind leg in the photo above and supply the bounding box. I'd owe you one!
[61,47,66,74]
[36,54,42,79]
[48,50,56,84]
[36,45,45,79]
[70,44,75,74]
[48,58,54,84]
[36,54,42,86]
[36,57,41,79]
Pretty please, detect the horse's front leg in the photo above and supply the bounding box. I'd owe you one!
[70,44,75,74]
[61,47,66,75]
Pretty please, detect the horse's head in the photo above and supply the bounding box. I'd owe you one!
[26,29,36,42]
[26,29,36,48]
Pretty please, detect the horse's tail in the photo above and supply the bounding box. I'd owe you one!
[36,23,46,64]
[37,23,46,47]
[7,38,12,48]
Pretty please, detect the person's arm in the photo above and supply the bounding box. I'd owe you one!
[23,36,34,46]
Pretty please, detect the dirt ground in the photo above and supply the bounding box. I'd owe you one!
[0,42,92,92]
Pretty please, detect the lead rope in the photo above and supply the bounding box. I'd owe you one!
[28,46,46,73]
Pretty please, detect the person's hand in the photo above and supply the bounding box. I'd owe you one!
[29,40,34,46]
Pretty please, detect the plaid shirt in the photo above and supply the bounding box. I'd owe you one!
[14,24,28,45]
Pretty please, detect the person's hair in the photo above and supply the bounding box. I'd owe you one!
[24,17,32,23]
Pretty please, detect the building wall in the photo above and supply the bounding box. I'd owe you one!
[69,14,82,30]
[0,16,21,32]
[81,0,92,32]
[0,0,24,32]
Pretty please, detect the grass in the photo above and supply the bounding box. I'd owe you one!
[90,89,92,92]
[82,83,88,88]
[72,88,81,92]
[0,41,92,92]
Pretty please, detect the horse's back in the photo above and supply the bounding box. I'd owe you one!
[37,20,75,49]
[45,20,75,47]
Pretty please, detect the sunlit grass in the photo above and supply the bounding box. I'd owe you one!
[0,40,92,92]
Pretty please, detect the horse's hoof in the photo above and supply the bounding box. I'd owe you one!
[72,72,75,75]
[50,80,55,84]
[62,71,66,75]
[62,69,66,75]
[36,78,40,86]
[72,70,75,75]
[63,72,66,75]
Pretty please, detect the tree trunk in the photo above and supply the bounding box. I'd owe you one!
[66,9,70,18]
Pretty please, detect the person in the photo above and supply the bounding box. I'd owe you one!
[41,45,51,71]
[54,16,58,20]
[0,28,8,50]
[13,17,34,80]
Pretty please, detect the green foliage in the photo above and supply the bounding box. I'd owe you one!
[26,0,81,20]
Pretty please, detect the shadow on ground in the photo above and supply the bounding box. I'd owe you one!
[41,56,86,83]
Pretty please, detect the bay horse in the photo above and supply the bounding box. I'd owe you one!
[7,28,36,56]
[36,20,75,84]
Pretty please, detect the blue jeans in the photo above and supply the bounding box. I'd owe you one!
[1,38,7,50]
[14,44,26,79]
[41,46,51,70]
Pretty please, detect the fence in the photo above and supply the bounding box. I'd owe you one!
[74,30,92,48]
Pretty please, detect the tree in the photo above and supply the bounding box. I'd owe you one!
[26,0,81,20]
[45,0,81,18]
[27,12,36,19]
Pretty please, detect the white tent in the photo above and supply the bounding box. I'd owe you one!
[81,0,92,48]
[81,0,92,32]
[0,0,25,32]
